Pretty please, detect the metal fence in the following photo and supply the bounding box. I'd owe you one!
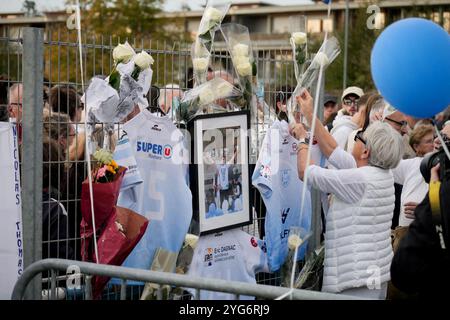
[0,26,324,300]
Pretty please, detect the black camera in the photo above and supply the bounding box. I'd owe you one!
[420,138,450,183]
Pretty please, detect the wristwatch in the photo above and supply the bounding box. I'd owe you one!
[298,137,310,145]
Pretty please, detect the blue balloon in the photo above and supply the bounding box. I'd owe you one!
[371,18,450,118]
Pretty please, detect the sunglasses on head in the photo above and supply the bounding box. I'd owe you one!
[354,129,366,145]
[385,117,408,128]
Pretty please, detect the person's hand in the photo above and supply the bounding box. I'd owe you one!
[404,202,418,220]
[296,89,314,121]
[351,108,365,127]
[290,123,308,140]
[430,163,440,183]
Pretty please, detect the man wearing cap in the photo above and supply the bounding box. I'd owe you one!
[339,86,364,117]
[330,86,364,150]
[323,94,338,131]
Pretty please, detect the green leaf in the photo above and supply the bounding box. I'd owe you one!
[109,70,121,91]
[131,65,141,81]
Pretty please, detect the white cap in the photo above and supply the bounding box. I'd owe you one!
[341,86,364,101]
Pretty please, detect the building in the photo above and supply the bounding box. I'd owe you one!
[163,0,450,49]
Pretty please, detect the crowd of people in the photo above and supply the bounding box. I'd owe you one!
[290,86,450,299]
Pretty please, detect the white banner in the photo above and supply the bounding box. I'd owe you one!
[0,122,24,299]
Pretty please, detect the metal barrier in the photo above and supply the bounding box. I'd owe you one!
[12,259,361,300]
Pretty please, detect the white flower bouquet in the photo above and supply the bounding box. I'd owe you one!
[197,0,231,52]
[179,77,242,122]
[191,39,211,86]
[82,41,154,150]
[289,16,308,83]
[280,227,312,288]
[221,23,257,110]
[287,36,341,119]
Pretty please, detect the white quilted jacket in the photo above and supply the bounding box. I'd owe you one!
[321,166,394,294]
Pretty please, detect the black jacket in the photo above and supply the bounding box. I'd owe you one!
[390,180,450,298]
[42,191,74,260]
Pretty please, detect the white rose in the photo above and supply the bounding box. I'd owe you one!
[199,88,216,105]
[193,58,209,72]
[233,55,250,67]
[204,7,222,23]
[236,62,252,77]
[134,51,154,70]
[216,81,234,98]
[288,234,303,250]
[312,52,330,68]
[291,32,307,45]
[113,42,135,64]
[232,43,249,58]
[184,234,199,249]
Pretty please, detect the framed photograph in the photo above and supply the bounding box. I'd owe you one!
[189,110,251,235]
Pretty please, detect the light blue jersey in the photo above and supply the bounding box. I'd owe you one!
[113,110,192,283]
[252,120,312,272]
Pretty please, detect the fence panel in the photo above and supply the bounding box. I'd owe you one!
[0,26,324,300]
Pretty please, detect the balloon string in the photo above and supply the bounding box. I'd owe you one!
[435,125,450,161]
[76,0,99,264]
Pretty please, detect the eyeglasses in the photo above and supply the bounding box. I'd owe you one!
[354,130,366,145]
[343,98,359,106]
[385,117,408,128]
[9,102,23,108]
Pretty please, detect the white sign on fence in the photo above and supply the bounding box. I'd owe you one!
[0,122,24,299]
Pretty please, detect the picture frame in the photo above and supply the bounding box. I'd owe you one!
[188,110,251,235]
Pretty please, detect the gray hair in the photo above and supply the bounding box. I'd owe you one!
[363,121,404,169]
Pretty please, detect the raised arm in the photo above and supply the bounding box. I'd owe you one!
[296,90,338,158]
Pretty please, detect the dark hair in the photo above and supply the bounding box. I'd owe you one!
[273,85,293,121]
[362,93,382,131]
[274,85,293,106]
[324,111,338,130]
[49,85,81,121]
[43,138,65,190]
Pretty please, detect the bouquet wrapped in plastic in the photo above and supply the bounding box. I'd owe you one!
[289,15,308,83]
[221,23,257,111]
[280,227,312,288]
[92,206,149,299]
[287,36,341,121]
[82,41,154,151]
[191,39,211,86]
[179,77,242,122]
[197,0,230,52]
[80,149,127,262]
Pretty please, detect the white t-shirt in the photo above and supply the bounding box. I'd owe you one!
[392,157,428,227]
[187,229,269,300]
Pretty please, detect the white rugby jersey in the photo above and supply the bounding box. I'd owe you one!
[187,229,268,300]
[114,109,192,278]
[252,119,312,272]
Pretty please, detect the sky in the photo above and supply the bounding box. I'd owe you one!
[1,0,313,13]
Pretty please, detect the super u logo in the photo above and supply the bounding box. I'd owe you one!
[163,144,172,159]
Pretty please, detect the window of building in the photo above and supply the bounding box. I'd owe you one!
[307,16,334,33]
[444,12,450,31]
